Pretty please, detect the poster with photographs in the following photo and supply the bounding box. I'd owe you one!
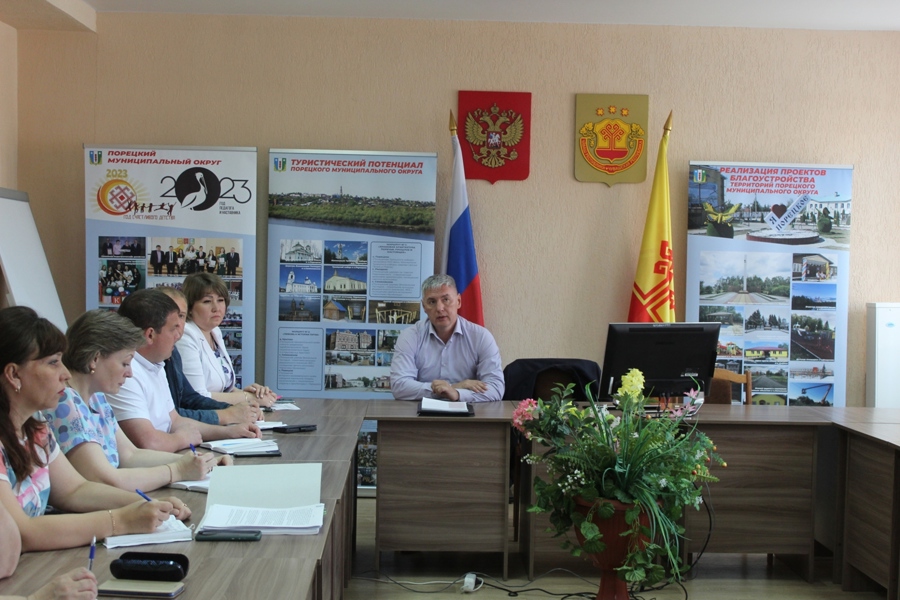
[85,146,257,385]
[685,162,852,406]
[265,149,436,399]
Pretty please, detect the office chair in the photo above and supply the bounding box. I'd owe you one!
[503,358,602,541]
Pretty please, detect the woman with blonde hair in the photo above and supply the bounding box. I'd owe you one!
[44,309,228,492]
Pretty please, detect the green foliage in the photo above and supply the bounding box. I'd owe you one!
[513,371,725,586]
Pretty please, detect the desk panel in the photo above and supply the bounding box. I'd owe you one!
[374,415,510,578]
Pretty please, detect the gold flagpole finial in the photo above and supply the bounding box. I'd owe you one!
[663,110,673,133]
[449,110,457,136]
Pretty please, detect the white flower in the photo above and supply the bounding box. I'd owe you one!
[658,478,668,488]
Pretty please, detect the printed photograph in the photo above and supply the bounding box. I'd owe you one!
[791,282,837,310]
[792,253,838,281]
[325,328,376,352]
[279,265,321,294]
[744,340,789,364]
[788,380,834,406]
[322,295,367,323]
[746,365,788,393]
[98,236,145,258]
[743,307,790,341]
[323,266,367,295]
[368,300,420,325]
[324,240,368,265]
[699,305,744,336]
[278,294,321,322]
[280,239,323,264]
[789,360,834,381]
[98,260,145,304]
[790,311,836,361]
[325,350,375,367]
[147,237,243,277]
[698,251,791,305]
[377,330,400,352]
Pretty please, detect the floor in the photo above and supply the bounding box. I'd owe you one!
[346,497,887,600]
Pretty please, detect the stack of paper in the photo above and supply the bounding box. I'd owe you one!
[104,515,193,548]
[420,397,471,413]
[198,438,279,454]
[197,463,323,536]
[199,503,324,535]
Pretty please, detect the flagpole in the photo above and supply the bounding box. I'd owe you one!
[449,110,457,135]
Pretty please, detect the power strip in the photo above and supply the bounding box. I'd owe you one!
[461,572,477,593]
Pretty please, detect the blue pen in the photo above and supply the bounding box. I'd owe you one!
[135,489,153,502]
[88,535,96,571]
[189,444,198,455]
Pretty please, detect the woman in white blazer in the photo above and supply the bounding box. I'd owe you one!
[176,273,276,407]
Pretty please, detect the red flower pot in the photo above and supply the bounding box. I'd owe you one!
[573,497,650,600]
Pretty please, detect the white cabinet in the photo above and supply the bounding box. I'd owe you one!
[866,302,900,408]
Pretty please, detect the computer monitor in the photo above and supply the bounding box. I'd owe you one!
[599,322,721,400]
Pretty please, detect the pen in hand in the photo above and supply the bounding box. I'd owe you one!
[190,444,198,456]
[88,535,95,571]
[135,489,153,502]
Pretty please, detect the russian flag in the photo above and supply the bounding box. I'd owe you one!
[442,112,485,326]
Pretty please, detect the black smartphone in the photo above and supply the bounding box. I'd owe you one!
[195,529,262,542]
[272,424,317,433]
[232,450,283,457]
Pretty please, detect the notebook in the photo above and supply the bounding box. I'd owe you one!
[104,515,193,548]
[166,478,210,493]
[197,438,279,454]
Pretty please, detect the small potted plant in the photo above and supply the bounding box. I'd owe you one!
[513,368,724,597]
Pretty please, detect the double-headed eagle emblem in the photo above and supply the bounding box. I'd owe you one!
[464,104,524,169]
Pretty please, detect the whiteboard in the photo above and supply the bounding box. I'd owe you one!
[0,187,67,331]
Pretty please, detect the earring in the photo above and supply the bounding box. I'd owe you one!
[15,386,20,393]
[90,368,95,374]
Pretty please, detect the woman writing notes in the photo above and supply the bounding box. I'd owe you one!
[0,306,190,553]
[43,309,228,493]
[177,273,277,407]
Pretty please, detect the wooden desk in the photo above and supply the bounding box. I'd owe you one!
[832,420,900,599]
[365,400,513,579]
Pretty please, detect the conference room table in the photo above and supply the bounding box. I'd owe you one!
[0,398,364,600]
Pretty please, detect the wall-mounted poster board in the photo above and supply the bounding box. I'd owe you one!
[0,187,67,330]
[265,149,437,400]
[684,162,852,406]
[84,146,257,385]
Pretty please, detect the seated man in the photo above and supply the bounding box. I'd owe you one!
[108,289,260,452]
[390,274,504,402]
[159,287,258,426]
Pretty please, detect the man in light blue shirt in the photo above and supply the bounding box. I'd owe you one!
[390,274,504,402]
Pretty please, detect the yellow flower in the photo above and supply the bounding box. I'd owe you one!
[617,368,645,398]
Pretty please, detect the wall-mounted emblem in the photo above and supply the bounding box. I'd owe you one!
[458,90,531,183]
[575,94,649,186]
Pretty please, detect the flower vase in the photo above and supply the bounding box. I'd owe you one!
[573,497,649,600]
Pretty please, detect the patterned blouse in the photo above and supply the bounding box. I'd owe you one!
[44,387,120,467]
[0,423,60,517]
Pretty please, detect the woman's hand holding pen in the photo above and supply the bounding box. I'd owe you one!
[173,451,217,481]
[112,499,176,534]
[30,567,97,600]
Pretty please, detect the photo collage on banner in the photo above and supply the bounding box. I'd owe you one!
[85,146,257,386]
[266,150,437,400]
[685,162,852,406]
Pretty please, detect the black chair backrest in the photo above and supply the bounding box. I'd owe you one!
[503,358,601,402]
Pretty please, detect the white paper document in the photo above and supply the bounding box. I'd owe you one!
[198,438,279,454]
[421,397,470,413]
[199,503,325,535]
[104,515,193,548]
[254,421,286,430]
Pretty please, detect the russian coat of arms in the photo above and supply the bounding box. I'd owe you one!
[464,104,524,169]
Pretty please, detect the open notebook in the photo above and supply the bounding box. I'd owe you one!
[104,514,192,548]
[198,438,279,455]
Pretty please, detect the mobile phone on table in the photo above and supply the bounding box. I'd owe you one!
[98,579,185,598]
[272,424,316,433]
[195,529,262,542]
[232,450,282,457]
